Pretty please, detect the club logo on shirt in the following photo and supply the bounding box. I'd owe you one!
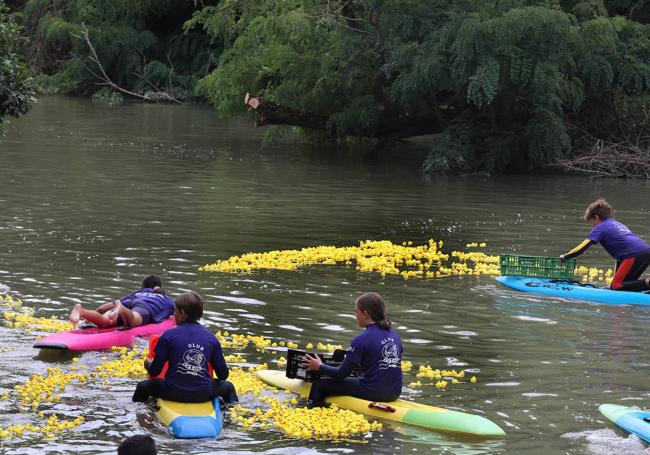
[178,348,206,376]
[132,291,159,299]
[614,221,631,235]
[379,341,400,370]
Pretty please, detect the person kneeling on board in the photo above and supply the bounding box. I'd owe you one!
[302,292,403,408]
[132,291,238,404]
[69,274,174,328]
[560,198,650,292]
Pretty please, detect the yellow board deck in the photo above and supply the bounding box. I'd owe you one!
[256,369,505,438]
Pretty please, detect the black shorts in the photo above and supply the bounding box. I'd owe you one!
[131,305,152,324]
[116,305,152,325]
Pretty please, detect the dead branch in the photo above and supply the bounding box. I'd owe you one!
[75,24,183,103]
[133,62,183,104]
[166,49,175,96]
[132,70,183,104]
[553,108,650,178]
[72,24,154,101]
[552,139,650,178]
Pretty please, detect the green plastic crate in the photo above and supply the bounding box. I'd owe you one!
[499,254,576,280]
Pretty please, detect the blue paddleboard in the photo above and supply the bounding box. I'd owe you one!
[496,276,650,306]
[157,398,223,438]
[599,404,650,444]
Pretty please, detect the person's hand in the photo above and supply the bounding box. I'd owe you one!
[302,354,322,372]
[144,359,152,369]
[559,254,566,263]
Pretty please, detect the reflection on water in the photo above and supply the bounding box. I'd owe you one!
[1,96,650,453]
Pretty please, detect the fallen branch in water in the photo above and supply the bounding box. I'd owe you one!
[552,115,650,178]
[552,137,650,178]
[244,92,328,129]
[243,92,448,140]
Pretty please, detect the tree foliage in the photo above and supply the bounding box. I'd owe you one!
[22,0,220,99]
[0,1,34,126]
[187,0,650,173]
[14,0,650,173]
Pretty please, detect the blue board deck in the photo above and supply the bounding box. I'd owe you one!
[600,404,650,444]
[496,276,650,306]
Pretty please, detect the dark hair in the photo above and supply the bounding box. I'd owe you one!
[175,291,204,323]
[583,198,613,221]
[118,434,157,455]
[355,292,391,330]
[152,285,165,295]
[142,274,162,289]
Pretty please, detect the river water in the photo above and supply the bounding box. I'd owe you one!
[0,96,649,454]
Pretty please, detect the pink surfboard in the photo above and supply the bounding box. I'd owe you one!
[33,317,176,351]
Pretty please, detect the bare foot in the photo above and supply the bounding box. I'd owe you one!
[69,304,82,325]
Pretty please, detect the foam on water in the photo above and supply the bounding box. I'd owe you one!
[562,429,647,455]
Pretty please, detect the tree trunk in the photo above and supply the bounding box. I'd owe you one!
[244,93,448,139]
[245,93,329,130]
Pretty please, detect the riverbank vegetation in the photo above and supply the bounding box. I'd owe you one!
[0,3,33,128]
[21,0,220,101]
[6,0,650,175]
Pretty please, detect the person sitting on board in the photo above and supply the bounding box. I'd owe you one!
[302,292,403,408]
[69,274,175,328]
[132,291,239,404]
[560,198,650,292]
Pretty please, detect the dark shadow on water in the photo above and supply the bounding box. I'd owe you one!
[35,348,81,362]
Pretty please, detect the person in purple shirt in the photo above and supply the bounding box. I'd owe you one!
[69,274,174,328]
[560,199,650,291]
[132,291,238,404]
[302,292,403,408]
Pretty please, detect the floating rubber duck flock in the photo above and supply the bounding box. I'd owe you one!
[0,239,614,443]
[199,239,613,284]
[0,298,475,442]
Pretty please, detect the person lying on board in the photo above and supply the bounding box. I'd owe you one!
[69,274,175,328]
[302,292,403,408]
[132,291,238,404]
[560,198,650,292]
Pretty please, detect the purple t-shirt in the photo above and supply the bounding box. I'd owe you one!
[346,323,403,397]
[119,288,175,323]
[147,322,229,394]
[587,218,650,260]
